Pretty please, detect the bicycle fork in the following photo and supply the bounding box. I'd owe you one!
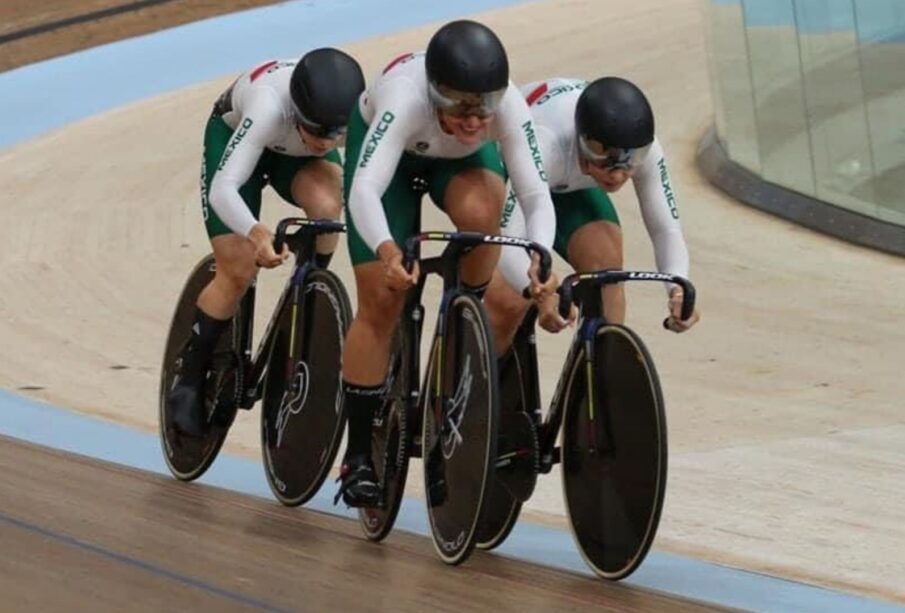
[582,319,614,456]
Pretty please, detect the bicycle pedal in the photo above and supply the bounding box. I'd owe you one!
[237,381,256,409]
[539,447,561,473]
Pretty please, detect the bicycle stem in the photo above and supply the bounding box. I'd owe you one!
[273,217,346,262]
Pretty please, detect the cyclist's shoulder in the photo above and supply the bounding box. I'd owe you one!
[521,78,587,107]
[236,58,296,91]
[364,57,431,122]
[238,87,286,131]
[371,52,426,96]
[377,51,424,79]
[231,60,292,115]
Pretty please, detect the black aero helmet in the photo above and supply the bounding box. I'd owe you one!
[575,77,654,150]
[290,48,365,138]
[426,20,509,94]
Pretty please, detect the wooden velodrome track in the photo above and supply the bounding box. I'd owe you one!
[1,434,717,612]
[1,0,904,610]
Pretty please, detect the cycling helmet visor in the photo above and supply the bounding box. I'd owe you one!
[578,134,650,170]
[428,81,505,118]
[295,108,347,140]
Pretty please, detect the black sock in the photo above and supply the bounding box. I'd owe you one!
[463,280,490,300]
[182,308,230,376]
[192,308,230,353]
[314,252,334,269]
[342,380,383,461]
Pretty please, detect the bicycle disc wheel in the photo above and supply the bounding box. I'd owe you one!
[423,292,498,565]
[261,268,352,507]
[358,326,412,541]
[159,255,243,482]
[561,323,667,580]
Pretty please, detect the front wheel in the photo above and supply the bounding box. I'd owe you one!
[561,324,667,581]
[358,325,412,541]
[261,269,352,507]
[422,292,498,565]
[159,255,245,482]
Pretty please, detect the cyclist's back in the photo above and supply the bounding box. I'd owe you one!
[216,59,320,156]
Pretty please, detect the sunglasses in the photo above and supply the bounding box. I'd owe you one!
[578,135,649,170]
[428,81,505,119]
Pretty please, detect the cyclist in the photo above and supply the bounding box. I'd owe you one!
[167,48,365,436]
[485,76,701,353]
[337,20,557,506]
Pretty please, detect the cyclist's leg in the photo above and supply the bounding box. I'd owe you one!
[169,113,264,435]
[196,236,257,319]
[484,272,530,355]
[268,149,343,268]
[428,143,506,293]
[172,234,256,437]
[339,263,407,506]
[556,188,624,323]
[337,106,421,505]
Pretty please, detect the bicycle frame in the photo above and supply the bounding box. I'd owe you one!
[395,231,552,457]
[522,270,696,471]
[394,236,488,458]
[234,218,345,410]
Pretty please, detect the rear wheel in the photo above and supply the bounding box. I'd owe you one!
[261,269,352,506]
[159,255,244,482]
[561,324,667,580]
[422,292,498,565]
[475,344,534,550]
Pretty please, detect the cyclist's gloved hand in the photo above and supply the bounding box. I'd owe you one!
[249,223,289,268]
[378,241,419,291]
[527,252,557,302]
[665,286,700,333]
[537,290,576,334]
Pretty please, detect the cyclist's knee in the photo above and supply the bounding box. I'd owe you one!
[568,221,623,271]
[353,268,405,334]
[445,170,505,232]
[320,197,344,220]
[303,191,343,221]
[292,160,343,219]
[456,198,502,233]
[210,235,257,295]
[583,250,622,272]
[213,262,255,297]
